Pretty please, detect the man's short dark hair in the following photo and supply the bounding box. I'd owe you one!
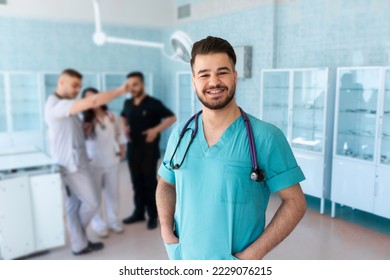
[190,36,236,70]
[126,71,144,82]
[61,68,83,79]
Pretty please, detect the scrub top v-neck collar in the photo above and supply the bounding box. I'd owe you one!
[197,114,243,157]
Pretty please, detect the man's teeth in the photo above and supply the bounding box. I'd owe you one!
[208,89,224,94]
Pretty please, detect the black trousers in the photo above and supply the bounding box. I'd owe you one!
[127,143,159,220]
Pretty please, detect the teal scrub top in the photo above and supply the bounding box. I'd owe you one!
[158,113,305,260]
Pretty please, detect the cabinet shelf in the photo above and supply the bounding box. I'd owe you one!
[263,104,288,108]
[382,133,390,140]
[293,105,324,110]
[336,153,374,161]
[380,155,390,165]
[339,109,377,115]
[338,130,375,138]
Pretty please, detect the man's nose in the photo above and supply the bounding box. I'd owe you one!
[208,73,221,87]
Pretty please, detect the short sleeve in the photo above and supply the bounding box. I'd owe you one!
[157,127,179,185]
[49,99,74,119]
[260,126,305,193]
[155,99,174,119]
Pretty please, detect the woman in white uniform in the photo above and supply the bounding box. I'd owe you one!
[82,87,127,237]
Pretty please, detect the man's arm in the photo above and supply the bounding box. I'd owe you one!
[235,183,306,260]
[144,115,177,143]
[121,116,130,141]
[156,177,178,244]
[69,84,128,116]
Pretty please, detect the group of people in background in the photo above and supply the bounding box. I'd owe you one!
[44,69,176,255]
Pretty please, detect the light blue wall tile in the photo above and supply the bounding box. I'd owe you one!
[0,17,163,98]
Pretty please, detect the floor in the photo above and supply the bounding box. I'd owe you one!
[27,162,390,260]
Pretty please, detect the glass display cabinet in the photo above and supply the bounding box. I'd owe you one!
[261,68,332,214]
[43,73,58,101]
[176,72,193,123]
[0,73,7,133]
[9,73,42,132]
[176,72,201,124]
[331,67,390,219]
[260,70,290,136]
[0,73,46,149]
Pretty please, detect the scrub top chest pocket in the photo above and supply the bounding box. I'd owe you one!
[220,165,266,205]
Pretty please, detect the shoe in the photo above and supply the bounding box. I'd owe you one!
[72,246,93,256]
[110,224,124,233]
[147,218,158,230]
[94,228,109,238]
[88,241,104,251]
[123,214,145,225]
[72,241,104,256]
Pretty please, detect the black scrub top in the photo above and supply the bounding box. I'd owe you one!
[121,95,174,150]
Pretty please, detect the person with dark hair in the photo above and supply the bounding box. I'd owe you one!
[156,36,306,260]
[44,69,130,255]
[121,71,176,230]
[82,88,127,238]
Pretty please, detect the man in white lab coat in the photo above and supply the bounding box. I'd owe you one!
[44,69,129,255]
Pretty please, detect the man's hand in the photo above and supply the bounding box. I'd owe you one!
[119,144,126,161]
[161,226,179,245]
[120,81,131,94]
[143,127,159,143]
[234,249,261,260]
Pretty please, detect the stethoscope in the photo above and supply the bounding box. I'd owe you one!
[169,107,265,182]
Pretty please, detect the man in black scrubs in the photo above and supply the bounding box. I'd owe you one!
[121,71,176,230]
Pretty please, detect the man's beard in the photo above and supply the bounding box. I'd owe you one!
[132,89,144,98]
[196,84,235,110]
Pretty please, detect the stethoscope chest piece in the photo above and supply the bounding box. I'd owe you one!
[251,168,265,182]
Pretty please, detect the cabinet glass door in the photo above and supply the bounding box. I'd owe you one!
[380,70,390,165]
[177,73,193,123]
[9,73,41,131]
[80,74,100,98]
[262,71,289,136]
[0,74,6,132]
[291,70,326,152]
[104,74,127,116]
[44,74,58,101]
[335,69,379,161]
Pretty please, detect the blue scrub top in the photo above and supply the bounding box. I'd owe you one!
[158,113,305,260]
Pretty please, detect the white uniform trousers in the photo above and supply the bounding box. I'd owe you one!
[90,163,121,231]
[61,165,99,252]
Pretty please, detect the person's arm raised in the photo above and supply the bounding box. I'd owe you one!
[69,83,129,116]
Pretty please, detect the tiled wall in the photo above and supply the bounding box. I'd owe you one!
[275,0,390,68]
[0,17,165,97]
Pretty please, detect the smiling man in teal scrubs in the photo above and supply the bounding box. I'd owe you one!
[156,36,306,260]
